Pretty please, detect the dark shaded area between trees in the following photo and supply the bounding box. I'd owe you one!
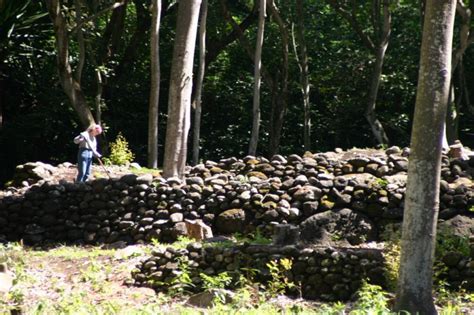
[0,0,473,186]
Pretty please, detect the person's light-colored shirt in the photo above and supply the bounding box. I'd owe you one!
[74,131,100,156]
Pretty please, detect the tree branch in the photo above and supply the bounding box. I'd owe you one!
[70,1,126,35]
[326,0,375,51]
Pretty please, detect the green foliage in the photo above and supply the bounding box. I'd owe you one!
[200,272,233,290]
[233,229,272,245]
[371,177,389,189]
[351,281,390,314]
[168,256,195,296]
[130,167,161,177]
[435,227,470,258]
[104,133,135,166]
[265,258,295,297]
[382,240,401,292]
[314,301,346,314]
[200,272,234,304]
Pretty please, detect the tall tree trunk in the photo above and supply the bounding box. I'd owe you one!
[248,0,266,156]
[365,0,390,146]
[220,0,276,109]
[74,0,85,83]
[45,0,95,127]
[295,0,311,152]
[192,0,208,166]
[445,0,474,144]
[394,0,456,313]
[162,0,202,178]
[365,45,389,145]
[267,0,288,157]
[148,0,161,168]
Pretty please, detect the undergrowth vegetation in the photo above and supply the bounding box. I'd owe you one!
[0,239,473,314]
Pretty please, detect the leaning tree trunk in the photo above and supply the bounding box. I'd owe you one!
[365,44,390,145]
[248,0,266,156]
[148,0,161,168]
[326,0,391,146]
[45,0,95,127]
[295,0,311,151]
[365,0,391,146]
[394,0,456,313]
[192,0,208,166]
[162,0,202,178]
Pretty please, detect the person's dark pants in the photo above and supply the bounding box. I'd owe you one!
[76,149,93,182]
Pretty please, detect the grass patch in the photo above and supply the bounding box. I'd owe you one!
[1,242,473,314]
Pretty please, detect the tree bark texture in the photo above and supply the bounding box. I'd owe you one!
[364,0,390,146]
[268,0,288,157]
[295,0,311,152]
[192,0,208,166]
[148,0,161,168]
[248,0,266,156]
[220,0,275,95]
[45,0,95,128]
[162,0,202,178]
[394,0,456,313]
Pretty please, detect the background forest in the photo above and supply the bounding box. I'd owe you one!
[0,0,473,185]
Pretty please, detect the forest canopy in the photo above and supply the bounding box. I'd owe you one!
[0,0,473,183]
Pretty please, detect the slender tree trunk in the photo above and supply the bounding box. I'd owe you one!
[267,0,288,157]
[248,0,265,156]
[162,0,202,178]
[446,64,465,144]
[45,0,95,127]
[94,69,103,124]
[148,0,161,168]
[445,0,473,144]
[365,44,389,145]
[365,0,391,146]
[326,0,391,146]
[220,0,276,112]
[295,0,311,151]
[74,0,85,83]
[192,0,208,166]
[394,0,456,313]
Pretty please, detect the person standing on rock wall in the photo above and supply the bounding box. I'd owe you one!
[74,124,102,182]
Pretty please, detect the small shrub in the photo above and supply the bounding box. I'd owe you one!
[383,240,401,292]
[168,256,195,296]
[371,177,389,189]
[351,281,390,314]
[104,133,134,166]
[266,258,295,297]
[200,272,233,290]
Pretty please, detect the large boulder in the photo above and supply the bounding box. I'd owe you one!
[12,161,57,186]
[438,215,474,238]
[300,208,377,246]
[215,209,246,234]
